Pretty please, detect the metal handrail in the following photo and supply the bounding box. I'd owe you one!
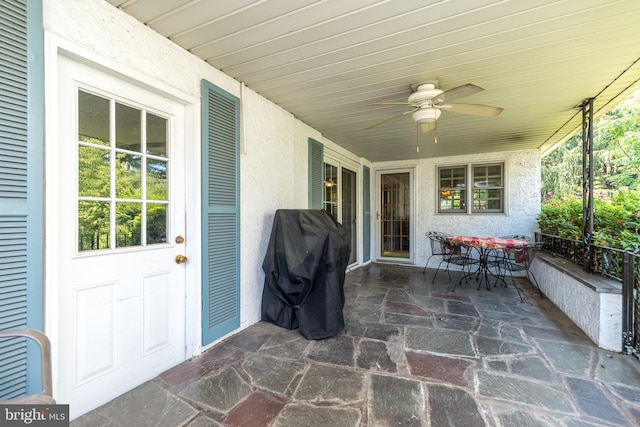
[0,329,54,402]
[535,232,630,282]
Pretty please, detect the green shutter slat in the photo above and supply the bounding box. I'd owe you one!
[207,213,238,328]
[207,93,237,206]
[308,138,324,209]
[0,0,28,202]
[201,80,240,346]
[0,217,27,333]
[0,218,28,400]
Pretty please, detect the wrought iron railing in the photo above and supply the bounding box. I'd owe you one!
[535,232,640,356]
[79,232,141,251]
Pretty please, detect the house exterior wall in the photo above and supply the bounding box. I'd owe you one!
[42,0,366,348]
[374,148,542,269]
[42,0,540,346]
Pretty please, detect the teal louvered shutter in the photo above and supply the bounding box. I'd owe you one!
[308,138,324,209]
[362,166,371,262]
[0,0,44,399]
[201,80,240,346]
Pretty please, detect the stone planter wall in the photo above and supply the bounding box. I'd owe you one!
[530,253,622,352]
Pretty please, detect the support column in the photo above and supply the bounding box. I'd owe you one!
[581,98,594,273]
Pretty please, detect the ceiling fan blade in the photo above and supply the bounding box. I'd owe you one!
[421,122,436,133]
[369,102,412,106]
[444,102,503,117]
[365,109,415,129]
[439,83,484,101]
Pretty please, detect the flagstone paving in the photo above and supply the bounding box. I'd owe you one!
[71,263,640,426]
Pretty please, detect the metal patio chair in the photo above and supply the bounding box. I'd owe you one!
[496,241,544,301]
[423,231,470,283]
[487,234,534,280]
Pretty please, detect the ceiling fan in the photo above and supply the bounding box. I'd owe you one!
[366,82,503,133]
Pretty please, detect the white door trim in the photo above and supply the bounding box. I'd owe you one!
[44,34,202,404]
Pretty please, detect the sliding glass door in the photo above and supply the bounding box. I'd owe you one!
[324,162,357,266]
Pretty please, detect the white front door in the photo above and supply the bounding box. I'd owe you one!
[56,55,188,418]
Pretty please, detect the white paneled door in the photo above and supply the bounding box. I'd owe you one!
[56,55,188,419]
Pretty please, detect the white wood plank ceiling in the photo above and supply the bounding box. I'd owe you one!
[106,0,640,162]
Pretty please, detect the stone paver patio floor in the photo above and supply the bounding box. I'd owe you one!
[71,263,640,426]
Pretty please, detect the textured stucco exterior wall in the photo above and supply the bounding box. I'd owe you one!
[43,0,543,346]
[374,149,542,269]
[530,256,622,352]
[43,0,365,336]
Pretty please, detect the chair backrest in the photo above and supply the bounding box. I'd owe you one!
[525,242,543,265]
[507,242,542,266]
[426,231,448,256]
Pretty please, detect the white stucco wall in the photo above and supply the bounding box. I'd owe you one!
[530,256,622,352]
[43,0,367,345]
[374,149,542,270]
[43,0,541,348]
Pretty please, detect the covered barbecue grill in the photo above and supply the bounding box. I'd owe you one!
[261,209,350,339]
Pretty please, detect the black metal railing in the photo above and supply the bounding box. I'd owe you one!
[79,232,141,251]
[535,232,640,356]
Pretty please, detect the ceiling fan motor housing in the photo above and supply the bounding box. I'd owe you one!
[407,83,444,105]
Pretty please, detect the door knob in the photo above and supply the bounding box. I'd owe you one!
[175,255,188,264]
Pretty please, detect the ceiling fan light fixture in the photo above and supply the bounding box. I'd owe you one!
[412,106,441,123]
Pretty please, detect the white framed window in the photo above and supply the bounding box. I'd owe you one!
[438,162,505,214]
[77,88,170,251]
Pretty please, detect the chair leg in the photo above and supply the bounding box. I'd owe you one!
[525,269,544,298]
[431,259,447,283]
[422,255,434,274]
[502,265,525,303]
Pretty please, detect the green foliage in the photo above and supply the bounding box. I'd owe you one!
[538,191,640,252]
[538,199,582,240]
[78,139,168,250]
[539,89,640,253]
[542,89,640,201]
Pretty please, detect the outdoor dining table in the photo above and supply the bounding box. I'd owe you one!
[446,235,531,291]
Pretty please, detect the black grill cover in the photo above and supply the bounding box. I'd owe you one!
[261,209,350,339]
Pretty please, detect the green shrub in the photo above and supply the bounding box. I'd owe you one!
[538,190,640,252]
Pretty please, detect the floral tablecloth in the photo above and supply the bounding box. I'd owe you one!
[447,236,530,250]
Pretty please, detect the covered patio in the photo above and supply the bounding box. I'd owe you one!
[4,0,640,421]
[71,264,640,426]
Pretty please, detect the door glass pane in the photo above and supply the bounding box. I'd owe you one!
[78,146,110,197]
[116,202,142,247]
[115,153,142,199]
[381,173,410,258]
[146,113,167,157]
[341,168,357,265]
[147,159,168,201]
[116,103,141,151]
[78,201,110,251]
[323,163,338,218]
[77,90,171,251]
[147,203,167,244]
[78,90,109,146]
